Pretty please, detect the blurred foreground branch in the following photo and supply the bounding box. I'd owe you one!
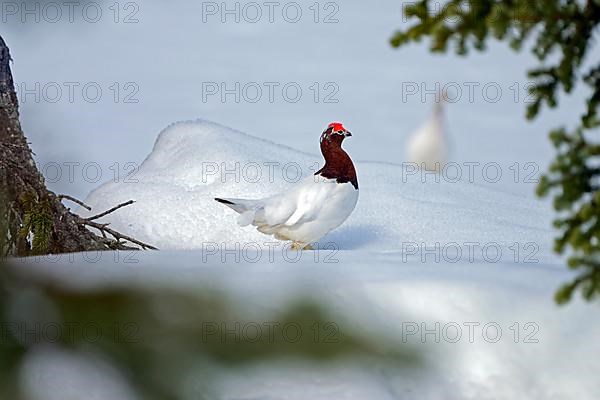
[0,258,420,399]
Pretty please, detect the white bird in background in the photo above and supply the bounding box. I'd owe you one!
[215,122,359,250]
[406,95,449,172]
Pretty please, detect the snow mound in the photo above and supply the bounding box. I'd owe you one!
[17,122,595,398]
[82,120,552,251]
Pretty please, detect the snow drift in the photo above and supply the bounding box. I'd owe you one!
[12,120,599,400]
[81,120,553,252]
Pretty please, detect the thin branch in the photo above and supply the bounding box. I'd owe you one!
[57,194,91,211]
[80,218,158,250]
[87,200,135,221]
[69,199,158,251]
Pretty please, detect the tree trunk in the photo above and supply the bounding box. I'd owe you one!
[0,35,109,255]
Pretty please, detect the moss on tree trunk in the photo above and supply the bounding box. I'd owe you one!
[0,36,152,256]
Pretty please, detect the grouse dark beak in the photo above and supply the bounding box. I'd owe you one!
[344,131,352,137]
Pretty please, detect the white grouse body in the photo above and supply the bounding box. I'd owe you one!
[216,122,359,249]
[406,100,448,171]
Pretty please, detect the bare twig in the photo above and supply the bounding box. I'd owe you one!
[57,194,91,211]
[80,217,158,250]
[87,200,135,221]
[1,36,156,256]
[72,199,158,250]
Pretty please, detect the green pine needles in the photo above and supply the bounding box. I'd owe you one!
[391,0,600,304]
[18,191,53,255]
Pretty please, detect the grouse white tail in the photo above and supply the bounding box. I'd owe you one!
[215,122,359,250]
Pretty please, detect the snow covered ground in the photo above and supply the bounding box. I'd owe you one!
[80,120,553,253]
[10,249,600,400]
[10,120,599,400]
[4,0,599,397]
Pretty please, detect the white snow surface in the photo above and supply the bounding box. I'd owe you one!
[11,251,600,400]
[81,120,552,253]
[13,120,598,400]
[19,345,139,400]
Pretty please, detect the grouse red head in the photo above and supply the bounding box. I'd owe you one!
[215,121,360,249]
[316,122,358,189]
[321,122,352,143]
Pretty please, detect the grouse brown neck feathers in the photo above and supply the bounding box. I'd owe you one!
[315,123,358,190]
